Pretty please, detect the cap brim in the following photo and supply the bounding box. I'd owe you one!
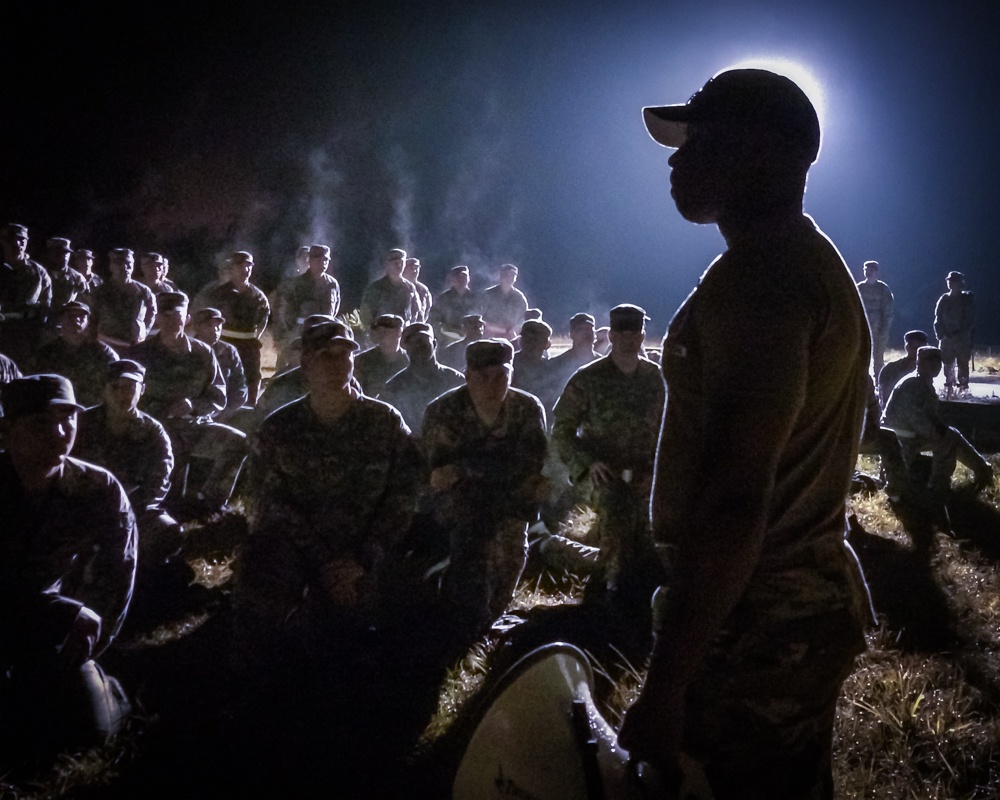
[642,105,690,148]
[52,399,87,412]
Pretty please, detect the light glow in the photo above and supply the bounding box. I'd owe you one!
[722,57,827,133]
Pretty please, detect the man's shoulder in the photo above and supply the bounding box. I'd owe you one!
[61,455,128,498]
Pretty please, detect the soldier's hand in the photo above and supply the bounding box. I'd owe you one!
[166,398,194,418]
[589,461,614,486]
[619,688,684,775]
[430,465,461,491]
[59,607,102,668]
[319,558,365,607]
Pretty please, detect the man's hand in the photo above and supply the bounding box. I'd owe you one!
[319,558,366,607]
[58,607,102,668]
[588,461,615,486]
[430,464,461,491]
[166,398,194,418]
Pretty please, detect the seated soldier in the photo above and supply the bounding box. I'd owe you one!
[31,301,119,407]
[0,375,136,756]
[131,291,247,517]
[422,339,548,643]
[191,307,252,429]
[380,322,464,435]
[354,314,408,397]
[882,346,993,499]
[877,329,929,409]
[512,319,560,421]
[440,313,485,370]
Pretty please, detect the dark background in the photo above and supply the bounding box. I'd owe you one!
[5,0,998,343]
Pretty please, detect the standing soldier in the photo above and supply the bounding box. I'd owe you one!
[512,319,560,421]
[72,248,103,310]
[276,244,340,361]
[45,237,87,310]
[92,248,157,354]
[481,263,528,340]
[360,248,421,330]
[422,339,548,642]
[137,252,179,296]
[856,260,893,376]
[430,265,480,343]
[31,301,119,407]
[552,304,665,602]
[354,314,409,397]
[0,223,52,364]
[934,270,975,396]
[403,257,433,322]
[193,251,269,404]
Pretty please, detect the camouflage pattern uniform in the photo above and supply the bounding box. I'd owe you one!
[412,279,433,323]
[354,346,409,397]
[92,278,157,353]
[876,355,915,410]
[0,256,52,364]
[49,265,88,309]
[381,360,464,435]
[552,355,665,592]
[422,385,547,636]
[934,290,975,389]
[276,272,340,338]
[31,337,120,407]
[429,288,481,341]
[856,278,893,374]
[209,338,250,424]
[359,276,420,329]
[512,352,560,421]
[480,285,528,338]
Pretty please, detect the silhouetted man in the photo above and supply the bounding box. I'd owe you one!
[620,69,872,800]
[359,248,420,330]
[934,270,975,395]
[481,263,528,340]
[877,329,928,409]
[856,260,893,376]
[430,265,479,342]
[92,248,157,354]
[0,223,52,363]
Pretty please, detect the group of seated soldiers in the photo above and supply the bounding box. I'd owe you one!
[0,219,993,764]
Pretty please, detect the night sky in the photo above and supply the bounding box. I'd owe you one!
[6,0,999,343]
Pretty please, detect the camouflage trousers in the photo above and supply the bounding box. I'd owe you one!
[588,475,657,596]
[445,519,528,638]
[898,426,991,494]
[939,337,972,388]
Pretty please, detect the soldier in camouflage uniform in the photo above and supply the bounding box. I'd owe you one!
[275,244,341,359]
[440,313,485,370]
[192,307,251,428]
[380,322,464,435]
[0,375,136,753]
[882,346,992,496]
[131,292,246,515]
[552,304,665,600]
[354,314,409,397]
[481,263,528,340]
[620,70,872,799]
[430,265,480,343]
[403,257,433,323]
[877,329,928,409]
[422,339,547,641]
[92,248,157,354]
[72,249,103,310]
[548,312,599,392]
[359,248,421,330]
[0,223,52,364]
[933,270,976,393]
[136,252,180,296]
[45,238,88,311]
[512,319,560,421]
[856,260,893,376]
[31,301,119,407]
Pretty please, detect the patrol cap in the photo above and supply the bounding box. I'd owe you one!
[74,248,94,260]
[373,314,404,330]
[302,314,339,332]
[1,223,28,238]
[47,237,72,252]
[193,307,225,324]
[2,374,84,419]
[142,251,164,263]
[230,250,253,265]
[569,312,596,330]
[466,338,514,371]
[301,321,359,354]
[643,68,821,164]
[386,248,406,262]
[461,313,484,326]
[609,304,649,331]
[903,330,929,344]
[61,300,91,317]
[524,308,543,322]
[157,291,190,312]
[499,263,518,275]
[404,257,421,268]
[450,265,470,275]
[402,322,434,343]
[109,247,134,259]
[108,359,146,383]
[917,345,943,362]
[946,271,965,282]
[308,244,331,258]
[520,319,552,337]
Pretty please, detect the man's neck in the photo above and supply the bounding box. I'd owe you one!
[14,458,63,494]
[610,350,640,375]
[309,384,358,424]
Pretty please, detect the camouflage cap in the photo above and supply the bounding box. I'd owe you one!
[569,312,596,330]
[302,321,359,354]
[450,265,470,275]
[461,313,484,326]
[402,322,434,343]
[193,307,225,324]
[2,374,84,418]
[466,338,514,371]
[499,263,518,274]
[46,237,72,252]
[230,250,253,265]
[74,248,94,259]
[301,314,339,332]
[609,304,648,331]
[141,251,165,263]
[108,359,146,383]
[1,223,28,238]
[373,314,405,330]
[308,244,331,258]
[524,308,543,322]
[520,319,552,337]
[917,346,943,362]
[157,291,190,312]
[61,300,91,317]
[903,330,929,344]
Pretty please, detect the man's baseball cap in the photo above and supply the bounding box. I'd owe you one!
[308,244,331,258]
[74,248,94,260]
[157,291,189,312]
[569,312,596,330]
[302,321,359,353]
[193,307,225,325]
[643,68,821,164]
[2,374,84,418]
[903,330,929,344]
[2,223,28,238]
[466,338,514,371]
[373,314,404,330]
[609,304,649,331]
[61,300,91,317]
[402,322,434,344]
[947,271,965,281]
[520,320,552,337]
[108,360,146,383]
[47,237,72,252]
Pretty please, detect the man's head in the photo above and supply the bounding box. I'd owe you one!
[46,237,73,270]
[59,301,91,338]
[385,248,407,280]
[608,304,648,356]
[300,320,359,391]
[156,291,190,337]
[863,260,879,281]
[229,251,254,285]
[308,245,331,276]
[108,248,135,282]
[449,265,470,291]
[72,248,95,275]
[916,346,944,379]
[946,271,965,291]
[295,245,310,272]
[1,374,84,472]
[403,257,421,283]
[140,252,165,283]
[499,263,518,290]
[461,314,485,342]
[372,314,404,352]
[903,330,929,358]
[193,307,225,345]
[643,69,819,224]
[1,223,29,263]
[401,322,436,364]
[569,313,597,348]
[518,320,552,360]
[104,360,146,415]
[465,338,514,406]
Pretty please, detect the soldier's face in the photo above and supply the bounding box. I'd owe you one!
[610,326,645,357]
[7,408,77,471]
[73,255,94,274]
[499,270,517,289]
[157,308,188,337]
[2,233,28,262]
[110,254,134,281]
[571,321,596,347]
[451,270,470,291]
[304,343,355,390]
[195,318,223,344]
[467,364,511,405]
[402,333,434,362]
[61,311,89,336]
[667,122,738,224]
[386,256,405,279]
[232,260,253,283]
[308,253,330,275]
[403,260,420,281]
[106,377,143,414]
